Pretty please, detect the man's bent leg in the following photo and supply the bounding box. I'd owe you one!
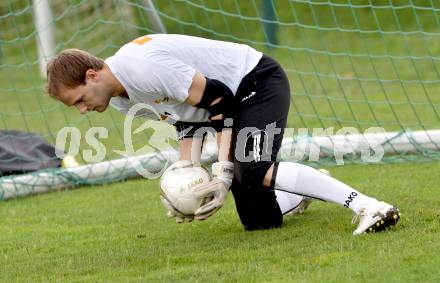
[231,177,283,230]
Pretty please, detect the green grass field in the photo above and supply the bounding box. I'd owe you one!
[2,1,440,282]
[1,162,440,282]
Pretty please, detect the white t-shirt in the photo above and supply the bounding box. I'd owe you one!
[106,34,262,122]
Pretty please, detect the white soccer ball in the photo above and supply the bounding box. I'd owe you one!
[160,164,212,216]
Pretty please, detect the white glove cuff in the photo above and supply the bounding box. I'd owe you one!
[212,161,234,189]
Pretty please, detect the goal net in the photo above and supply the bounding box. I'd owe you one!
[1,0,439,199]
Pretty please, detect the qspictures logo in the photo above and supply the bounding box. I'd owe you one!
[55,103,179,179]
[54,103,387,179]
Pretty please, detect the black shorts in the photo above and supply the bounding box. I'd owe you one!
[230,54,291,230]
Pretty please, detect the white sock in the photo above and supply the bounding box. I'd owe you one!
[274,162,377,214]
[274,190,305,215]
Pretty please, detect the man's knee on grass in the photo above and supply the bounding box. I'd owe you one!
[231,182,283,231]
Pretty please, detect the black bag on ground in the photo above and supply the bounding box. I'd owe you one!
[0,130,63,176]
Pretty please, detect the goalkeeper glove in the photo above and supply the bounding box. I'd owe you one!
[194,161,234,221]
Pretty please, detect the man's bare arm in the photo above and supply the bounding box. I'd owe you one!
[185,72,206,106]
[179,137,203,161]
